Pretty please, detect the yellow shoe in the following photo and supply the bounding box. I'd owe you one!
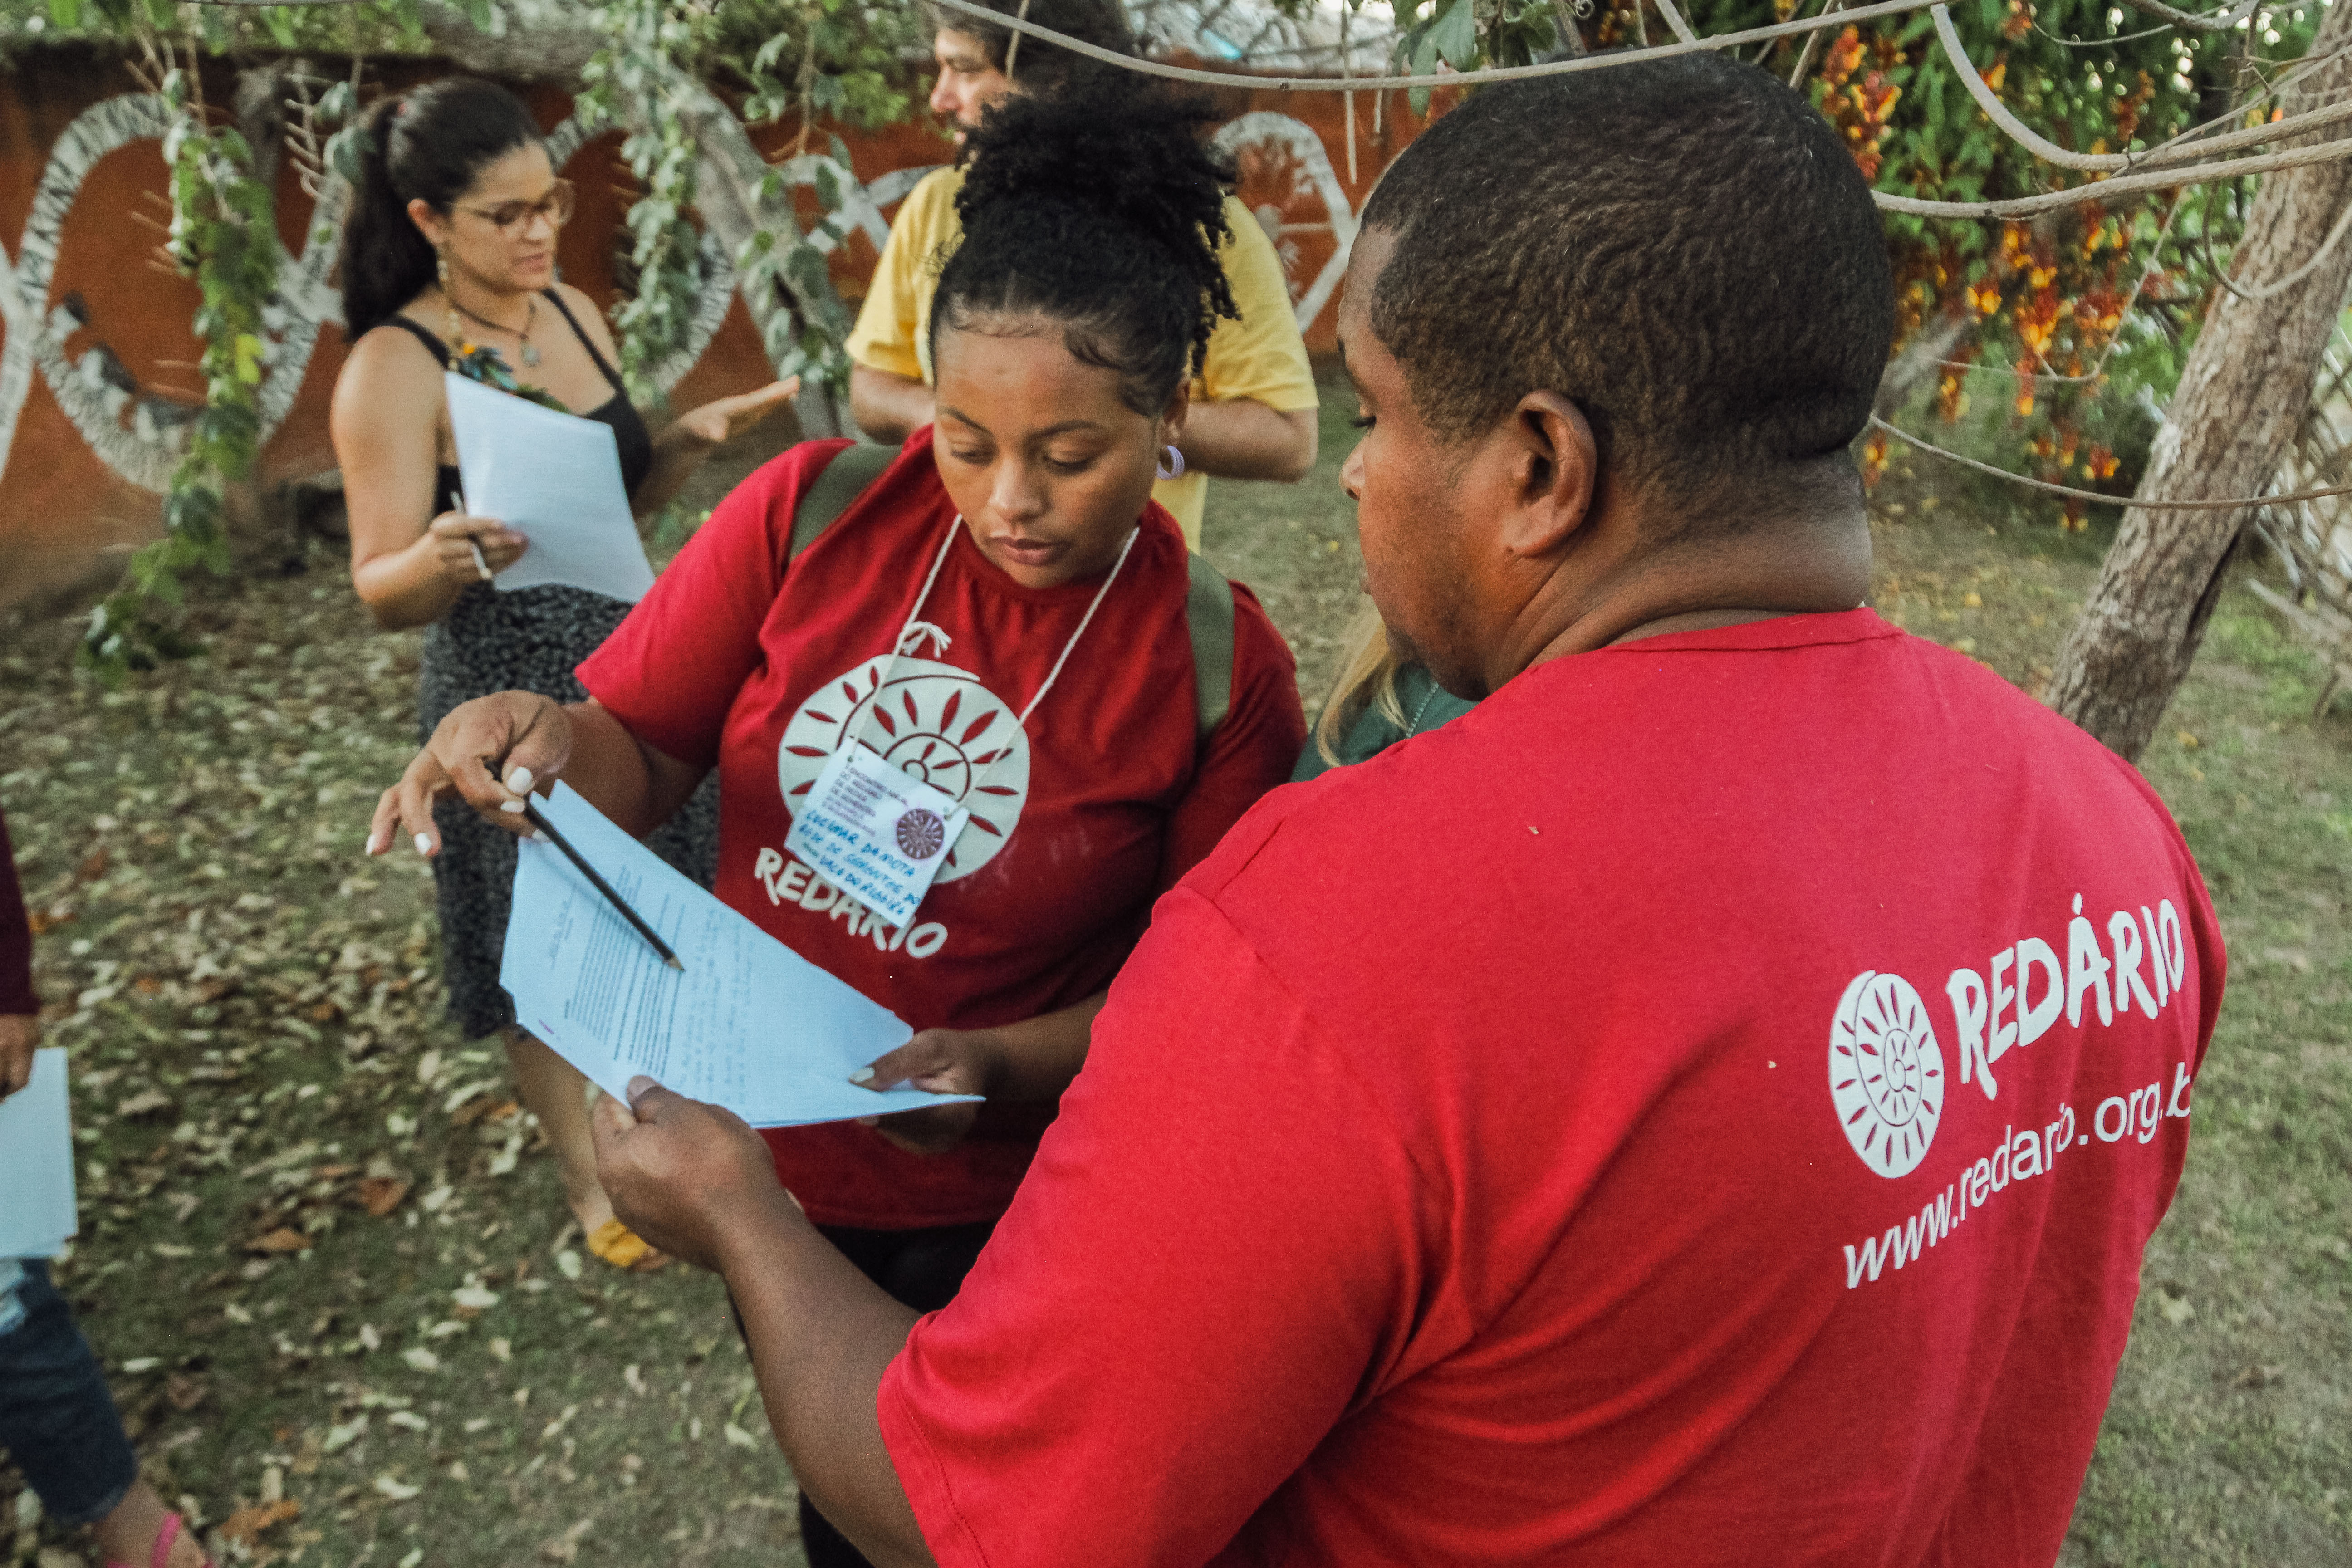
[584,1217,668,1272]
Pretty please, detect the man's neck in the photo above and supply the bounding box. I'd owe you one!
[1488,463,1874,690]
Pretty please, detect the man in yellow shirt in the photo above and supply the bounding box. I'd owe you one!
[847,0,1320,549]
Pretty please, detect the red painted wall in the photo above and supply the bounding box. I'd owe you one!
[0,47,1436,612]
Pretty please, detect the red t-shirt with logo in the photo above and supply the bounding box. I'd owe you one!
[578,434,1305,1228]
[880,610,2224,1565]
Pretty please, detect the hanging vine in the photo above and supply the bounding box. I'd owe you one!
[41,0,426,681]
[732,0,920,403]
[578,0,918,410]
[579,0,713,409]
[83,24,279,681]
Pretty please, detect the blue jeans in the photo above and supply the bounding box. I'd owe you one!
[0,1259,139,1527]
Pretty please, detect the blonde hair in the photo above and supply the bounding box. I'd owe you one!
[1311,601,1411,767]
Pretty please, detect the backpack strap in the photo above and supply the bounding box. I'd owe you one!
[787,441,897,562]
[1183,549,1235,744]
[791,440,1235,744]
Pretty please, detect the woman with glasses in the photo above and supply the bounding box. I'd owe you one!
[331,77,792,1269]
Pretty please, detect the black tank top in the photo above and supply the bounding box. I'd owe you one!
[386,289,656,517]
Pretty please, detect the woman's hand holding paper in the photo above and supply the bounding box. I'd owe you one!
[367,691,573,858]
[425,507,528,585]
[591,1076,802,1273]
[847,992,1109,1154]
[849,1028,1004,1155]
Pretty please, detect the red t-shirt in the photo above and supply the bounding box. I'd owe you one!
[880,610,2224,1565]
[579,434,1305,1228]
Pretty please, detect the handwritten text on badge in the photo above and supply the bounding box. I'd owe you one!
[784,744,970,928]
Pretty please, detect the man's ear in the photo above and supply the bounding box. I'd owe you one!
[1497,392,1597,559]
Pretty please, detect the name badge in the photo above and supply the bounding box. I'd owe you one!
[784,744,970,928]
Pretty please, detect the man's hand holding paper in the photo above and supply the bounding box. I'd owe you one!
[590,1077,801,1274]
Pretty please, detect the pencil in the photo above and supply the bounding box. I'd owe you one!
[520,798,686,972]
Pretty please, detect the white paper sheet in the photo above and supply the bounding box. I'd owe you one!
[445,372,656,604]
[500,785,974,1128]
[0,1049,78,1258]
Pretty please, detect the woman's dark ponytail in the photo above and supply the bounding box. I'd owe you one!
[338,78,544,341]
[932,80,1240,416]
[341,97,428,341]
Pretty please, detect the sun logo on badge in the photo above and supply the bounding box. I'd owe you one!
[895,808,946,860]
[1828,970,1945,1179]
[777,656,1030,882]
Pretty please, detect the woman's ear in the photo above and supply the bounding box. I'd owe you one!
[407,196,449,255]
[1157,379,1193,451]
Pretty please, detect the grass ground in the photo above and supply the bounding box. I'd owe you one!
[0,375,2347,1565]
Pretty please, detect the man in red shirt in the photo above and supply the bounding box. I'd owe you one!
[593,54,2223,1566]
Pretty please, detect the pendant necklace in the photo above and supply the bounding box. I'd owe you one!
[446,290,540,368]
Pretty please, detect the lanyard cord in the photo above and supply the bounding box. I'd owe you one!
[847,513,1141,753]
[1011,524,1140,725]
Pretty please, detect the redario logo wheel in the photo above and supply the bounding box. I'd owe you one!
[1829,970,1946,1179]
[777,655,1030,881]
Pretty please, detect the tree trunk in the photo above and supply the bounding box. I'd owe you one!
[417,1,602,82]
[2044,1,2352,760]
[667,81,853,439]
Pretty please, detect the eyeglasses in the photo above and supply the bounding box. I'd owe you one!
[455,178,575,235]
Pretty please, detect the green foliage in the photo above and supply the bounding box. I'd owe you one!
[726,0,921,130]
[579,0,921,409]
[578,0,716,409]
[83,53,279,681]
[1353,0,2328,516]
[1778,0,2320,514]
[0,0,431,59]
[0,0,429,679]
[8,0,923,679]
[1385,0,1561,112]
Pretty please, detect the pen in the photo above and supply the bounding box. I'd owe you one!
[520,798,686,972]
[456,488,492,581]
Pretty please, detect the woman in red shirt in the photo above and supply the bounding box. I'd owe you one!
[368,84,1304,1565]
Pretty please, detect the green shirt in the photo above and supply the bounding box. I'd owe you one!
[1291,663,1478,783]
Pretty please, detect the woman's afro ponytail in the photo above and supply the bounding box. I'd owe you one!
[933,79,1241,415]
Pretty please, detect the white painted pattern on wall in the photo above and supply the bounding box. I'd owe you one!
[0,106,1348,492]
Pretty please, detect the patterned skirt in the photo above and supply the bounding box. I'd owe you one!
[419,582,720,1040]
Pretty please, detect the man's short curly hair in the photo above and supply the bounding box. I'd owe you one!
[1361,54,1895,521]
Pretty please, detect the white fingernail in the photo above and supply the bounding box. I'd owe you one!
[508,765,534,792]
[499,799,526,814]
[848,1067,875,1084]
[413,833,432,855]
[365,833,382,856]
